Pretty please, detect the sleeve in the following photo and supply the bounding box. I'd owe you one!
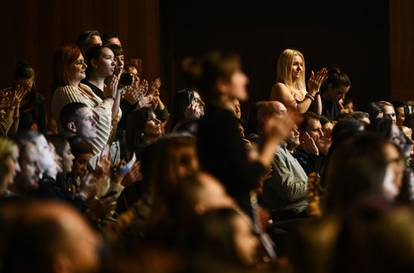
[155,106,170,121]
[52,86,113,154]
[0,109,18,136]
[35,95,48,134]
[266,152,308,203]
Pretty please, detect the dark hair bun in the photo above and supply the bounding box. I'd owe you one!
[14,60,34,81]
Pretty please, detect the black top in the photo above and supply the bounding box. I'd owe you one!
[197,104,266,215]
[18,91,47,134]
[321,96,340,121]
[83,80,106,100]
[293,148,325,176]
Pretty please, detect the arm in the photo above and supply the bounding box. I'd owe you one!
[307,68,328,115]
[0,109,16,136]
[314,93,322,115]
[270,83,314,114]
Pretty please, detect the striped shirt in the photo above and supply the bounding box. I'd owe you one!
[51,83,116,155]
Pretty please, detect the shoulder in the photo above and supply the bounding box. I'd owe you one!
[199,106,238,133]
[54,85,78,96]
[204,106,235,123]
[271,82,291,98]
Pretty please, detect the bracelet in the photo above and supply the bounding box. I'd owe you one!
[305,93,315,101]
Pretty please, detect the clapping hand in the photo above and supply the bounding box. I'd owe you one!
[104,75,120,99]
[301,132,319,156]
[184,99,204,119]
[307,68,328,95]
[263,110,297,143]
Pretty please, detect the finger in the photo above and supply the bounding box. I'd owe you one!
[310,70,315,80]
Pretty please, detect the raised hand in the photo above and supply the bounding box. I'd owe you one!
[95,145,111,178]
[184,99,204,119]
[263,110,297,143]
[104,75,120,98]
[307,67,328,95]
[149,77,161,95]
[122,161,142,186]
[301,132,319,156]
[14,85,27,103]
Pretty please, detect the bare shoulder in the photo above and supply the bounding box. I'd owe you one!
[270,82,291,99]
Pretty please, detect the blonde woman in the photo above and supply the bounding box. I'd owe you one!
[270,49,327,114]
[0,138,20,197]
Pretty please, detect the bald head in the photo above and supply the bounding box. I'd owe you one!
[256,101,287,129]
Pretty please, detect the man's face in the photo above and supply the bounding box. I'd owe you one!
[19,142,41,188]
[75,108,97,140]
[383,105,396,123]
[33,135,56,174]
[286,124,301,148]
[306,118,324,143]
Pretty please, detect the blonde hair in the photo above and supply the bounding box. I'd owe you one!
[276,49,306,94]
[0,138,16,164]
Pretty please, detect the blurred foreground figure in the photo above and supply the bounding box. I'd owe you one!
[1,201,101,273]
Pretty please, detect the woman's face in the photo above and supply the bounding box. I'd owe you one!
[144,112,162,138]
[322,122,334,139]
[223,70,249,102]
[232,215,259,265]
[62,142,75,173]
[3,146,20,188]
[115,54,125,71]
[334,85,350,102]
[127,66,138,75]
[93,48,116,77]
[174,146,199,179]
[71,54,87,82]
[73,153,93,180]
[16,76,34,91]
[291,54,304,82]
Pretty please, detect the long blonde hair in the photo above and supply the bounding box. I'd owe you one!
[276,49,306,94]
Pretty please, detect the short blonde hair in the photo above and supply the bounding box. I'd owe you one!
[276,49,306,94]
[0,138,16,165]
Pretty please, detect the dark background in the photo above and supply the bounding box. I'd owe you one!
[2,0,413,122]
[0,0,160,111]
[160,0,390,113]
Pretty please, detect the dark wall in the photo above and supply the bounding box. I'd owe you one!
[160,0,390,112]
[0,0,160,110]
[390,0,414,101]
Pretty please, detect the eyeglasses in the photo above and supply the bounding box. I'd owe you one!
[74,60,86,66]
[387,156,405,165]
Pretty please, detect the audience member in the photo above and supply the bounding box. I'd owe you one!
[320,67,351,121]
[270,48,327,114]
[256,101,308,220]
